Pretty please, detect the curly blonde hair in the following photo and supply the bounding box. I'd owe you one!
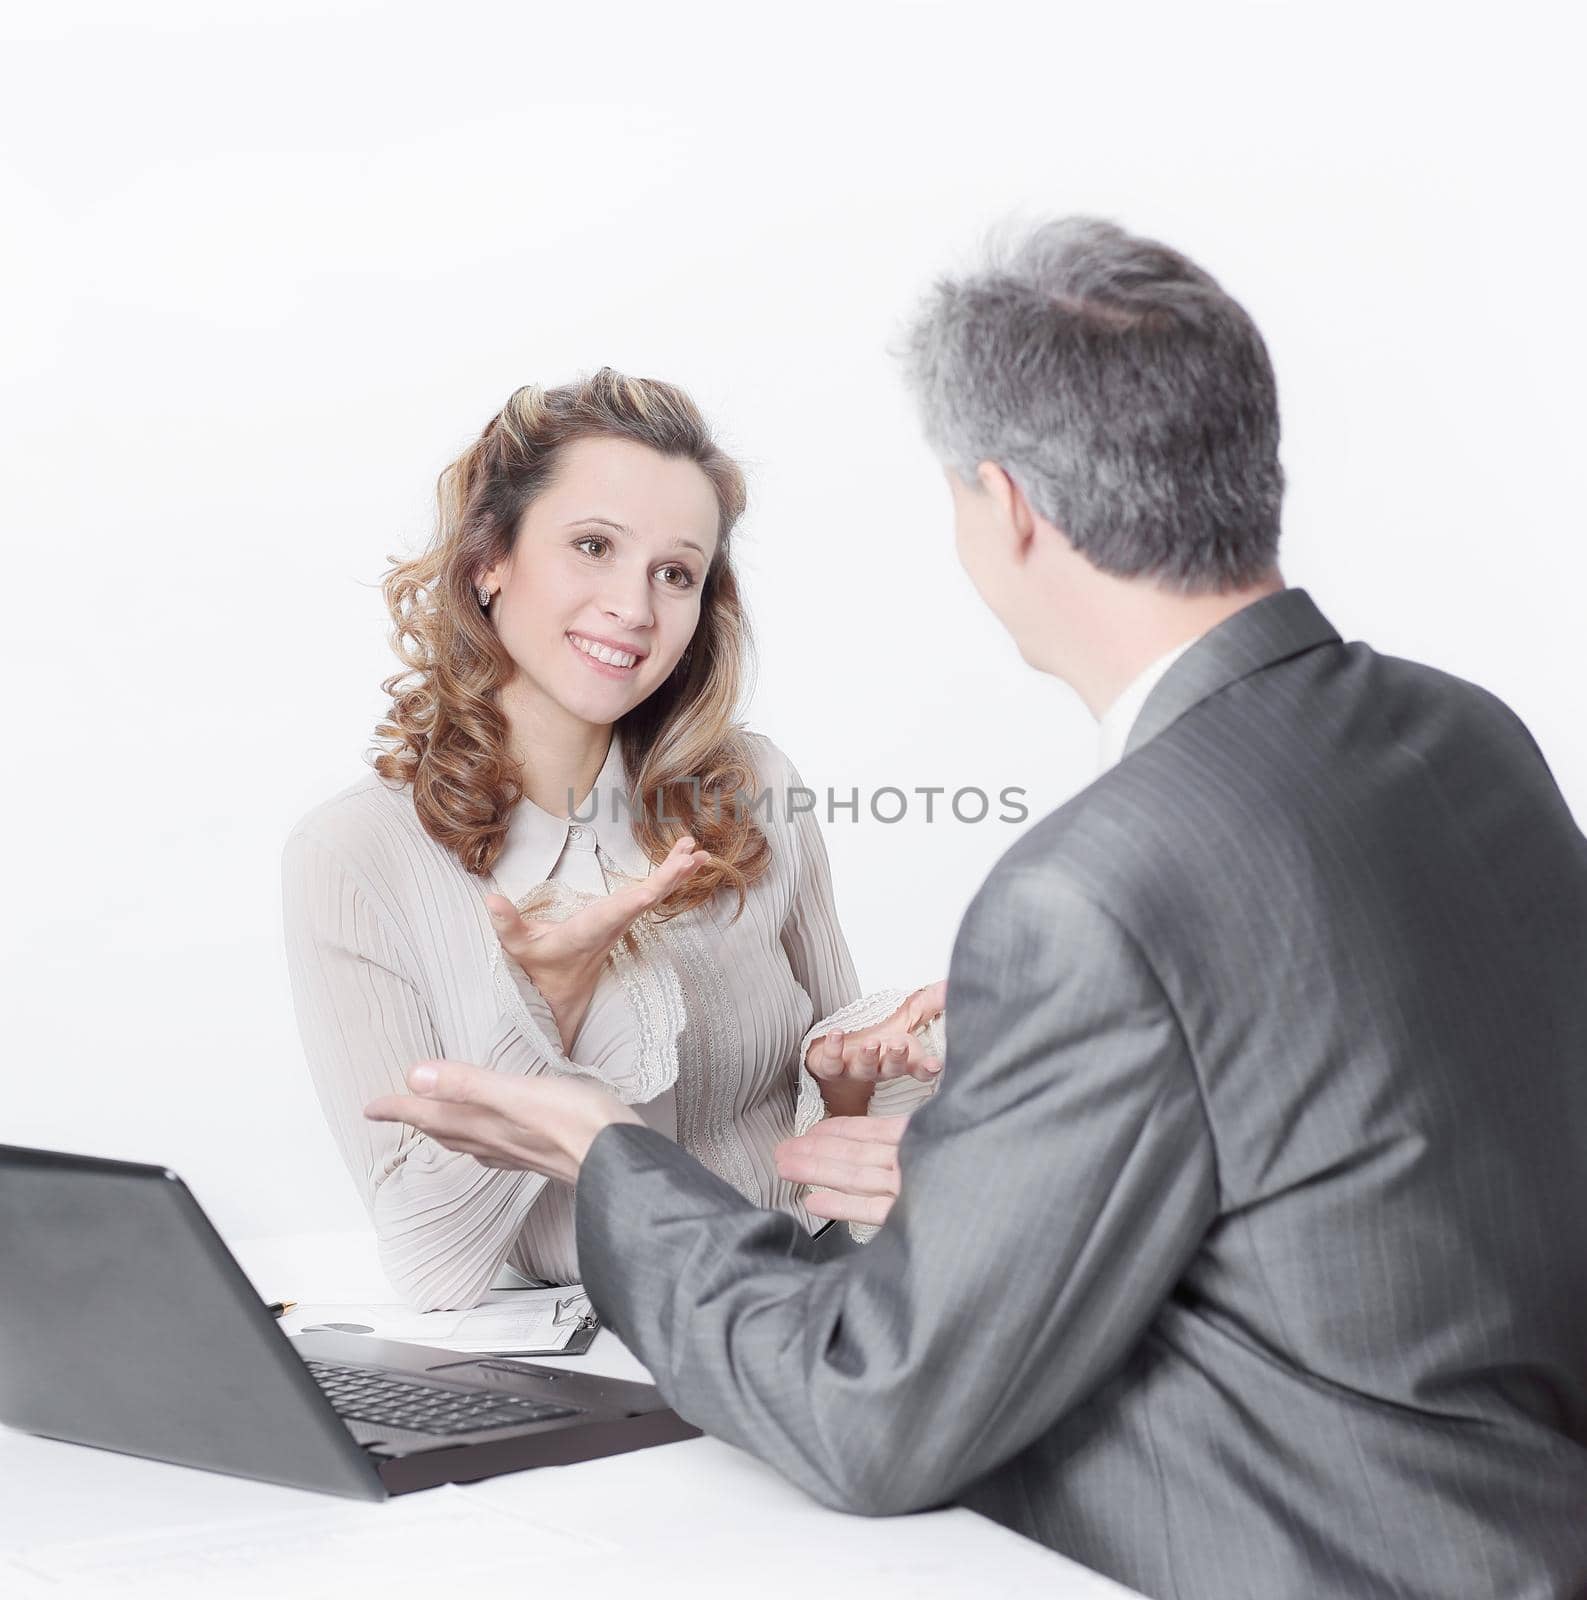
[370,368,772,923]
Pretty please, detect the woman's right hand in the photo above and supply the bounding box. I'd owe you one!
[484,835,711,1055]
[804,979,947,1114]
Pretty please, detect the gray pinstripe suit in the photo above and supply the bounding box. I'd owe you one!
[575,587,1587,1597]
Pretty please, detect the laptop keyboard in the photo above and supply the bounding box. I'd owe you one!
[303,1357,583,1436]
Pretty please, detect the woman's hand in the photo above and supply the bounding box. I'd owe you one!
[804,979,947,1116]
[774,1112,912,1228]
[365,1059,642,1185]
[484,835,710,1055]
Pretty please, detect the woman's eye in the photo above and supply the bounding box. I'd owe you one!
[575,536,692,590]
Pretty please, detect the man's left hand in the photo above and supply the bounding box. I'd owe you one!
[364,1061,641,1185]
[774,1113,911,1228]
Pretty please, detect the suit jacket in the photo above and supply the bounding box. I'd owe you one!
[574,588,1587,1599]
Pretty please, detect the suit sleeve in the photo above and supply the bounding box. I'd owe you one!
[575,861,1219,1515]
[281,826,568,1312]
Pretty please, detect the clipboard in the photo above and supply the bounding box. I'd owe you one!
[284,1287,601,1358]
[479,1289,601,1357]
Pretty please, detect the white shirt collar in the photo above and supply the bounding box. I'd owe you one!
[1096,637,1199,775]
[491,734,654,897]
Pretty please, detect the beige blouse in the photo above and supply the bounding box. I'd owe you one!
[281,729,941,1311]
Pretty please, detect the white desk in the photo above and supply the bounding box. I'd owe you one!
[0,1229,1144,1600]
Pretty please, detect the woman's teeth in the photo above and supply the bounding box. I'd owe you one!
[570,634,639,669]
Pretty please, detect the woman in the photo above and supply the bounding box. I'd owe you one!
[282,368,945,1311]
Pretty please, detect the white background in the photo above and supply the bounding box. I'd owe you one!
[3,0,1581,1238]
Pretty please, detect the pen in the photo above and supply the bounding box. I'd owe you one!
[266,1300,297,1319]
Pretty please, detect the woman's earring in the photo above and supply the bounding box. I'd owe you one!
[477,585,492,610]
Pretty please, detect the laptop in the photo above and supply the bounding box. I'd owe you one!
[0,1142,700,1499]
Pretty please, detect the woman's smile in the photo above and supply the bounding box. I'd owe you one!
[566,629,646,678]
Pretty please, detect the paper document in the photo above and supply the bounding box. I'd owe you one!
[277,1286,595,1354]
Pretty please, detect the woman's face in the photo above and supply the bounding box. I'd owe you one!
[481,434,721,731]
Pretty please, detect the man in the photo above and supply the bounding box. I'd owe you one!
[366,218,1587,1597]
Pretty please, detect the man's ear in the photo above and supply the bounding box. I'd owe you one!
[975,461,1036,561]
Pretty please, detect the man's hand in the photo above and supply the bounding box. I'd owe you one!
[774,1113,911,1228]
[364,1060,642,1185]
[485,834,710,1054]
[804,980,947,1116]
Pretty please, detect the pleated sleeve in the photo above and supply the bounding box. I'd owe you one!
[281,825,567,1312]
[773,752,945,1236]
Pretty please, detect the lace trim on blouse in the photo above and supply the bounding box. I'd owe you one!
[489,872,687,1106]
[490,857,946,1244]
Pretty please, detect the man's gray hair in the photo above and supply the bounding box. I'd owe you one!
[897,216,1284,591]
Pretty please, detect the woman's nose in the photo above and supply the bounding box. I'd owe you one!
[602,585,652,632]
